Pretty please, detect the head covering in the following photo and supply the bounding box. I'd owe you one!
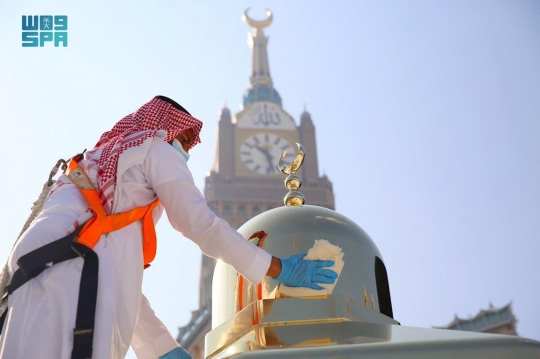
[89,96,203,212]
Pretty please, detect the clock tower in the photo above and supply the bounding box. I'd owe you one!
[177,9,335,358]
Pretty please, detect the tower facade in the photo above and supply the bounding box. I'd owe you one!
[177,10,334,358]
[436,302,518,335]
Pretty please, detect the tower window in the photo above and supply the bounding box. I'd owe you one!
[238,205,246,216]
[252,205,261,216]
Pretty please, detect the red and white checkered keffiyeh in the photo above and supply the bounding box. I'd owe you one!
[88,96,203,213]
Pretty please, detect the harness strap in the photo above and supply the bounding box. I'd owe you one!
[3,227,98,359]
[7,225,83,295]
[0,224,98,357]
[141,199,161,268]
[66,159,160,267]
[71,243,98,359]
[0,306,6,333]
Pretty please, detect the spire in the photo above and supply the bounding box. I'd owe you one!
[243,8,273,88]
[219,102,231,122]
[242,8,282,108]
[300,103,313,126]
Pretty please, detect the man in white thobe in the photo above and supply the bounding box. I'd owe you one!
[0,96,336,359]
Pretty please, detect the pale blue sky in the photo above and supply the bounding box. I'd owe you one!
[1,1,539,356]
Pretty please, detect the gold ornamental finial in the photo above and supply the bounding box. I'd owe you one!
[279,143,305,207]
[242,8,273,30]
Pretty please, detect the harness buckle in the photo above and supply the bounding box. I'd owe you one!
[71,245,85,258]
[74,328,94,335]
[72,327,94,359]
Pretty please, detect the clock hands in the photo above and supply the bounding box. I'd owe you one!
[241,134,292,175]
[254,145,276,174]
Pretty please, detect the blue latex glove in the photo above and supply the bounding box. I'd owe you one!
[159,347,191,359]
[276,254,338,290]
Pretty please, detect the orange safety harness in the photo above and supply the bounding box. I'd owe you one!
[66,157,160,268]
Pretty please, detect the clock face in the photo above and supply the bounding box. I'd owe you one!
[240,133,294,175]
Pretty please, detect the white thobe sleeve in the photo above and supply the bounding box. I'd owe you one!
[131,294,179,359]
[144,142,272,285]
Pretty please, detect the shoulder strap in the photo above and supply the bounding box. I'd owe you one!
[65,156,160,267]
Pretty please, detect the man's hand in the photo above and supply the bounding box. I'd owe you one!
[249,230,268,248]
[269,254,338,290]
[259,233,338,290]
[159,347,191,359]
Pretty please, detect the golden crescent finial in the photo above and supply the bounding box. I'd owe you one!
[242,8,273,29]
[279,143,305,175]
[279,143,306,206]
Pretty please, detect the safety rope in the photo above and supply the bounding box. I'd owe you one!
[0,158,67,307]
